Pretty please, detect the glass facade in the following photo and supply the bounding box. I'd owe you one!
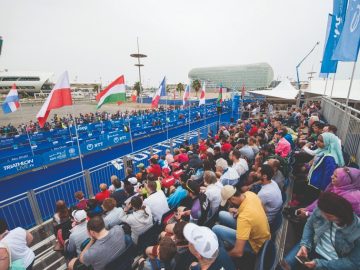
[188,62,274,91]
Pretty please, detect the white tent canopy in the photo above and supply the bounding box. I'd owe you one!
[251,80,299,100]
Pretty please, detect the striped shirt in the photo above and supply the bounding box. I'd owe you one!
[315,223,340,260]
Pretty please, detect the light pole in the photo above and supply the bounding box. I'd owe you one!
[130,37,147,104]
[296,41,320,107]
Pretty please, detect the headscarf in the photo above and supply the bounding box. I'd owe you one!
[314,132,345,166]
[326,167,360,192]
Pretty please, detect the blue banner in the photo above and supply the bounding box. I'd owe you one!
[333,0,360,61]
[1,156,43,178]
[42,146,79,165]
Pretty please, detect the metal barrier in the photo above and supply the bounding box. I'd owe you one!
[0,121,220,229]
[320,97,360,165]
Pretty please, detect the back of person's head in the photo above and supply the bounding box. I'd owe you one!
[267,159,280,170]
[0,219,8,234]
[173,221,188,244]
[215,158,228,170]
[327,125,338,134]
[147,173,157,182]
[231,149,241,160]
[159,237,177,262]
[124,182,134,195]
[87,216,105,233]
[146,180,157,192]
[203,160,213,171]
[204,170,217,185]
[150,158,157,165]
[99,183,107,191]
[126,168,133,175]
[260,164,274,181]
[317,192,354,226]
[102,198,116,212]
[113,179,122,189]
[110,175,118,183]
[312,121,325,129]
[237,138,247,146]
[281,127,288,135]
[186,180,200,196]
[55,200,69,219]
[75,191,84,200]
[130,196,143,210]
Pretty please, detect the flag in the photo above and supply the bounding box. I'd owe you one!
[320,1,348,73]
[333,0,360,61]
[96,75,126,109]
[199,82,206,105]
[217,85,223,107]
[241,83,246,99]
[152,77,166,108]
[2,84,20,114]
[319,14,333,78]
[183,85,190,106]
[36,71,72,128]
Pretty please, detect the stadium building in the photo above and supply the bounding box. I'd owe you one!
[188,62,274,91]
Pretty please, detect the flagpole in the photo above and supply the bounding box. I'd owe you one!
[330,73,336,98]
[18,102,35,157]
[127,117,134,153]
[345,61,357,106]
[188,101,191,134]
[71,107,85,175]
[323,76,329,95]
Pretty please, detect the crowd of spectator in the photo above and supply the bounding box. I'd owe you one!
[1,100,360,270]
[0,103,200,138]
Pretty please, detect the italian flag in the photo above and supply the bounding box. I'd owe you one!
[96,75,126,109]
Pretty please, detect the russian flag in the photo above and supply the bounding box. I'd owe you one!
[183,84,190,106]
[151,77,166,108]
[2,84,20,114]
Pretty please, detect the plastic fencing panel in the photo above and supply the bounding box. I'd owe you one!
[34,174,87,221]
[344,115,360,159]
[89,164,125,194]
[0,196,36,229]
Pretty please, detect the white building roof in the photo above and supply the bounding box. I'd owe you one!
[306,79,360,101]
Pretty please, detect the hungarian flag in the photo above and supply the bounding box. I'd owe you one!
[152,77,166,108]
[183,85,190,106]
[216,85,223,107]
[96,75,126,109]
[36,71,72,128]
[2,84,20,114]
[199,82,206,105]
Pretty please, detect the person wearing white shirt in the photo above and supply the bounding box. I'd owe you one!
[143,181,170,223]
[202,171,223,216]
[215,158,240,186]
[0,219,35,269]
[230,149,249,177]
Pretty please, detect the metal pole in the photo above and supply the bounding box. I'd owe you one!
[345,61,357,106]
[323,76,329,95]
[137,37,143,104]
[330,73,336,98]
[127,117,134,153]
[166,89,169,142]
[71,106,86,178]
[18,102,34,157]
[188,102,191,133]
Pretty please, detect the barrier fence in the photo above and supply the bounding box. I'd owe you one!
[320,97,360,165]
[0,122,220,229]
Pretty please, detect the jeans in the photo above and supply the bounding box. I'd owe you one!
[283,242,325,270]
[218,211,237,229]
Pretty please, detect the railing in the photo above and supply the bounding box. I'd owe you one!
[0,122,220,229]
[320,97,360,165]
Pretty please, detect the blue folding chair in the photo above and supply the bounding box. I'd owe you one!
[254,240,277,270]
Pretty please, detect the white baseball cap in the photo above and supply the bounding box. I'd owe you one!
[183,223,219,259]
[72,210,87,223]
[128,177,138,185]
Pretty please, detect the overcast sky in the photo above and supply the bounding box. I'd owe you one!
[0,0,358,87]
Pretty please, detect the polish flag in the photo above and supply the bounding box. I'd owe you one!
[152,77,166,108]
[183,85,190,106]
[199,82,206,106]
[36,71,72,127]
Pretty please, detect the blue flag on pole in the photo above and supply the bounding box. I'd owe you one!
[320,14,333,78]
[320,0,348,73]
[332,0,360,61]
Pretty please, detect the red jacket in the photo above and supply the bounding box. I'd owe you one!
[147,164,162,177]
[95,190,110,203]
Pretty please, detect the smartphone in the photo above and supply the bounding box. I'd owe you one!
[295,209,301,216]
[295,256,310,264]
